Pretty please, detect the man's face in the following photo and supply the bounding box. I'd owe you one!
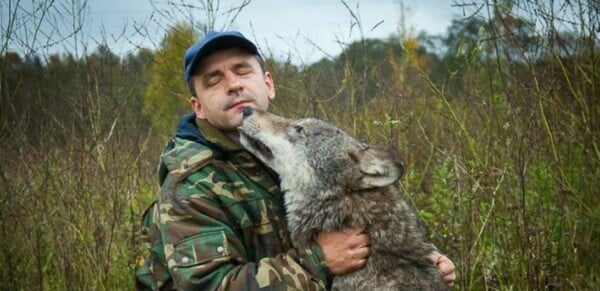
[190,48,275,131]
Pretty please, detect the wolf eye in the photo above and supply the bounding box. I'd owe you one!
[293,124,304,134]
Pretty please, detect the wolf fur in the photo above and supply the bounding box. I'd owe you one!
[239,108,448,290]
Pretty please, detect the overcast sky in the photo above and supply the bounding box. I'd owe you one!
[6,0,465,64]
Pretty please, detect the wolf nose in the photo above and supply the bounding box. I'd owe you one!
[242,107,254,117]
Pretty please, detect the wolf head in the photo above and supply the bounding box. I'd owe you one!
[239,108,404,200]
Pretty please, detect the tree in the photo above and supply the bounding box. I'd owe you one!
[142,23,199,137]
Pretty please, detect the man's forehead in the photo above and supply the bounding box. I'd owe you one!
[195,48,257,74]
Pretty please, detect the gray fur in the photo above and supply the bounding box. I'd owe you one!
[239,110,448,290]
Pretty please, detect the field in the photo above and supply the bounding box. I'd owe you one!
[1,0,598,289]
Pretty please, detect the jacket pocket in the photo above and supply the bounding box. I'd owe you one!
[172,229,230,268]
[171,229,242,289]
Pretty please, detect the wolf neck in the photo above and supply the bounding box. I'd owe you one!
[283,182,346,246]
[280,167,340,208]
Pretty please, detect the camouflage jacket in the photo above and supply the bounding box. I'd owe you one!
[136,114,331,290]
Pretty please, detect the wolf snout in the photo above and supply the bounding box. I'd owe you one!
[242,106,254,118]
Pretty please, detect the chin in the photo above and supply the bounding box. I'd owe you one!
[227,115,244,129]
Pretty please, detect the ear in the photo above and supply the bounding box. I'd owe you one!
[190,96,206,119]
[264,71,276,101]
[350,147,404,189]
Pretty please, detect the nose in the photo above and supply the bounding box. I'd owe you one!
[242,106,254,117]
[226,73,243,95]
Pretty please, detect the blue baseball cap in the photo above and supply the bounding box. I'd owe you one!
[184,31,259,83]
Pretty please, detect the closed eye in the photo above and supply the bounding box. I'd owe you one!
[206,76,221,87]
[233,62,254,76]
[203,71,223,87]
[293,124,304,134]
[286,123,305,139]
[235,67,253,75]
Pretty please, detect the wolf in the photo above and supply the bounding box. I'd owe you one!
[239,108,448,290]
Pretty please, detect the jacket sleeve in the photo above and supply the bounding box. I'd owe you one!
[137,172,331,291]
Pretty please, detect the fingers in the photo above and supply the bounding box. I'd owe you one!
[321,234,456,287]
[352,258,368,269]
[343,229,370,270]
[438,256,456,287]
[443,273,456,288]
[427,251,456,288]
[349,244,370,269]
[316,228,371,275]
[345,227,370,248]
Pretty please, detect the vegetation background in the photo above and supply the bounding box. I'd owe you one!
[1,0,598,289]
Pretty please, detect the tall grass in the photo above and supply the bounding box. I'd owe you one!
[1,0,598,290]
[270,4,599,289]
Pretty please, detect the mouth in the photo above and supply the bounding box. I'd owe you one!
[239,130,274,161]
[228,100,251,112]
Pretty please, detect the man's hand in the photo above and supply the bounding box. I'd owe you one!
[316,228,370,275]
[427,251,456,288]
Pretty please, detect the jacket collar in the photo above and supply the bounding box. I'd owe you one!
[196,118,243,151]
[175,112,243,154]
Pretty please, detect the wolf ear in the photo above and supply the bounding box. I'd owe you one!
[350,147,404,189]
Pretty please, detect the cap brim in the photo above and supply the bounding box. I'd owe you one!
[185,34,259,82]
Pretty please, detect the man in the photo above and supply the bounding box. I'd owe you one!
[136,31,455,290]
